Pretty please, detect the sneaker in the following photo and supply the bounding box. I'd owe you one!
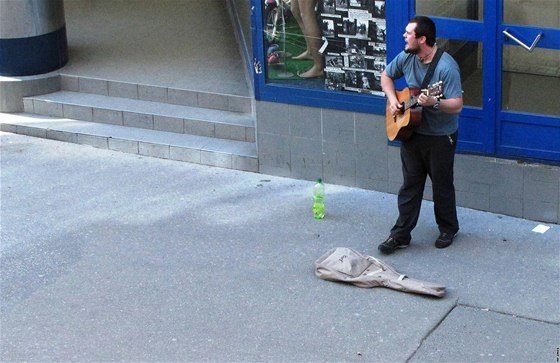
[435,232,457,249]
[378,236,410,254]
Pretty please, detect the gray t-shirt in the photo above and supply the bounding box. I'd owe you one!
[385,50,462,135]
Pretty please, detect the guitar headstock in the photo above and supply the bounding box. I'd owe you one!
[422,81,443,99]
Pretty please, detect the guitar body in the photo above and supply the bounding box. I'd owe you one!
[386,87,422,142]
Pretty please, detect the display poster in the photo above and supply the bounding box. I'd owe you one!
[263,0,386,96]
[320,0,386,95]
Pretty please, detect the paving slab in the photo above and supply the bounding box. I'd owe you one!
[381,209,560,323]
[411,306,560,362]
[1,132,558,362]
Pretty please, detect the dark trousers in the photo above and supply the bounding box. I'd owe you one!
[390,132,459,242]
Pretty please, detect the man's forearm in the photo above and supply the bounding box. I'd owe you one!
[438,97,463,114]
[381,71,397,103]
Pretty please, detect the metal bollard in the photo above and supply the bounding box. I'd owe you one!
[0,0,68,76]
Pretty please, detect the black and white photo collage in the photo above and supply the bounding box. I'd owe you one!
[320,0,386,95]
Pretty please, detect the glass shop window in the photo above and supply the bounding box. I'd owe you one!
[262,0,387,96]
[438,39,483,108]
[416,0,483,20]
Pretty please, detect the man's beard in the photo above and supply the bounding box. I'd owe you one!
[404,46,420,55]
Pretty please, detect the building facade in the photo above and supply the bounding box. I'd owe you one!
[239,0,559,223]
[1,0,559,223]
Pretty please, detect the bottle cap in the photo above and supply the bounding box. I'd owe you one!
[316,178,322,183]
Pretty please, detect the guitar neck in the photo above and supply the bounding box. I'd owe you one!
[403,95,420,110]
[397,82,443,113]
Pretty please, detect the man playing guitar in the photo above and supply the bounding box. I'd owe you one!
[378,16,464,254]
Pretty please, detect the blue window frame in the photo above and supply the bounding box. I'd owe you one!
[251,0,403,115]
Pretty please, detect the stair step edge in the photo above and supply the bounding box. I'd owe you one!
[59,74,252,114]
[1,114,258,165]
[25,91,255,127]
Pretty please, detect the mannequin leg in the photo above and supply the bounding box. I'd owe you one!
[292,0,324,78]
[290,0,313,60]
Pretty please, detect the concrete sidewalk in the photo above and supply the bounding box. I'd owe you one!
[1,131,558,362]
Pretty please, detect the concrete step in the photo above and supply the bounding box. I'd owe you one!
[24,91,255,143]
[0,113,258,172]
[60,74,252,114]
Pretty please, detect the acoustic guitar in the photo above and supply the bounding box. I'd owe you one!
[386,81,443,141]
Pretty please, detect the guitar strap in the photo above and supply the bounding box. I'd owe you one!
[421,48,444,89]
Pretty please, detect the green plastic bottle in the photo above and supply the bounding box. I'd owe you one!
[313,178,325,219]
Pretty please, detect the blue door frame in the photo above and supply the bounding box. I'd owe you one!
[495,1,560,162]
[406,0,560,162]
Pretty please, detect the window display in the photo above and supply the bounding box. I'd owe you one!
[263,0,386,96]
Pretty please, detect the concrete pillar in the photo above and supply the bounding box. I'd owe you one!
[0,0,68,76]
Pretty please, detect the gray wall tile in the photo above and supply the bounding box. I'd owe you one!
[455,155,496,185]
[258,133,291,175]
[77,134,108,149]
[387,147,402,187]
[94,108,123,125]
[124,112,154,129]
[489,195,523,218]
[17,125,46,138]
[322,109,355,144]
[0,124,17,133]
[228,96,251,113]
[34,100,62,117]
[289,105,321,139]
[323,141,357,187]
[154,115,184,133]
[109,138,139,154]
[355,177,389,192]
[356,146,388,182]
[290,136,322,181]
[79,78,108,95]
[523,166,559,222]
[23,99,34,113]
[138,85,167,103]
[170,147,201,164]
[198,93,228,110]
[246,128,256,143]
[108,81,138,99]
[139,142,169,159]
[233,155,258,172]
[60,75,79,91]
[215,123,246,141]
[524,167,560,202]
[63,104,93,121]
[47,130,78,143]
[456,190,490,211]
[524,200,558,223]
[492,162,524,198]
[201,151,232,168]
[168,88,197,107]
[258,163,291,178]
[185,119,214,137]
[256,101,290,135]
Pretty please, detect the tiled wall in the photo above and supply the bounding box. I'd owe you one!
[256,101,560,224]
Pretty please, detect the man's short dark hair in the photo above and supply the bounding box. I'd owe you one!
[409,16,436,47]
